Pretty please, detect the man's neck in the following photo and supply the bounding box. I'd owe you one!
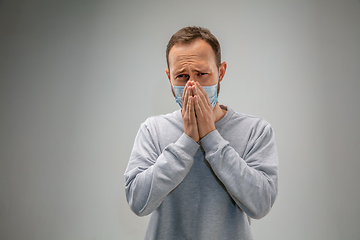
[213,103,227,122]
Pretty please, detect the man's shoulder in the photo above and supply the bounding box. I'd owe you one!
[143,109,182,128]
[140,110,183,141]
[227,108,272,130]
[223,108,274,144]
[224,109,272,139]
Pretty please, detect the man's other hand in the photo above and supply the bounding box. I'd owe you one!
[182,82,200,142]
[194,82,216,139]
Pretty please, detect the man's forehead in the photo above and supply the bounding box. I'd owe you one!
[172,52,207,64]
[170,39,212,55]
[168,39,216,69]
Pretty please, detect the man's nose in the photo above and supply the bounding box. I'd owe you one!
[188,73,197,82]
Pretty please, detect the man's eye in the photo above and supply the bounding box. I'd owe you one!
[177,74,188,79]
[198,73,207,76]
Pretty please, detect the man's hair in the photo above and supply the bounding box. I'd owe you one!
[166,26,221,71]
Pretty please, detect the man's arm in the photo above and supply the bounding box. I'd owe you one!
[124,122,199,216]
[201,125,278,219]
[125,85,201,216]
[194,83,278,219]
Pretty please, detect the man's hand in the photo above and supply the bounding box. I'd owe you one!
[181,82,200,142]
[194,82,216,139]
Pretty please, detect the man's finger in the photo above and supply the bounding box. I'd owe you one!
[182,85,189,110]
[194,95,204,117]
[189,96,196,122]
[197,82,212,106]
[195,83,211,110]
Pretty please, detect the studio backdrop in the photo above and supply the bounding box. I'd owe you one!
[1,0,360,239]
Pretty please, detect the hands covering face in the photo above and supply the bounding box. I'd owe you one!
[181,81,216,142]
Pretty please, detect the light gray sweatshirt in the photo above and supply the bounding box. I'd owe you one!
[125,107,278,240]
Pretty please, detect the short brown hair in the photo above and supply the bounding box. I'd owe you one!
[166,26,221,71]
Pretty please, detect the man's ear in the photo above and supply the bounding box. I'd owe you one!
[165,69,171,83]
[219,62,227,83]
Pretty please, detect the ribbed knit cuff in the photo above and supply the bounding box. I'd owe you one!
[200,130,228,154]
[176,133,200,157]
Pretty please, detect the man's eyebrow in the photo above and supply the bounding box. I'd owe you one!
[194,68,206,72]
[173,65,211,76]
[174,68,186,76]
[194,67,211,73]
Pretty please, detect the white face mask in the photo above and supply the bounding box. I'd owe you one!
[173,83,218,108]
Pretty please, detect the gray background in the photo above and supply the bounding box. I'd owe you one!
[1,0,360,239]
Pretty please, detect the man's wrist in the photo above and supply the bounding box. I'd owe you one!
[199,125,216,139]
[200,130,228,154]
[177,133,200,155]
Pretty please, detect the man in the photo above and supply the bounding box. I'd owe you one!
[125,26,278,240]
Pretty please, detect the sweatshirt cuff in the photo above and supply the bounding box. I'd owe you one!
[176,133,200,156]
[200,130,228,154]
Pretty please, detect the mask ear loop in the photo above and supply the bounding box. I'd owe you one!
[217,68,221,96]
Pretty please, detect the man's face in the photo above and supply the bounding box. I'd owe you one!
[165,39,224,89]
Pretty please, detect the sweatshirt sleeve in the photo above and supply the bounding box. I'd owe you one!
[200,124,278,219]
[124,121,200,216]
